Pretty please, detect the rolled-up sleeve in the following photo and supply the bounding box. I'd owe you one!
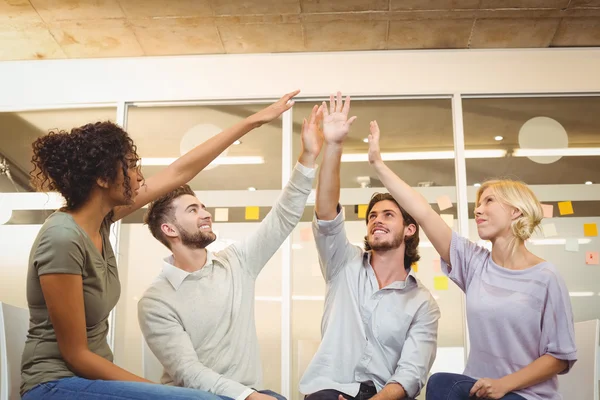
[388,299,440,398]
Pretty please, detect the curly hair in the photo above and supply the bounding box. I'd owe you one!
[30,121,140,211]
[363,192,421,269]
[144,185,196,249]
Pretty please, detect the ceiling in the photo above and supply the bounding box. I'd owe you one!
[1,96,599,197]
[1,0,599,61]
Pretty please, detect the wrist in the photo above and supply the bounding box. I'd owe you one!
[298,152,317,168]
[246,113,264,129]
[498,376,516,393]
[371,159,385,168]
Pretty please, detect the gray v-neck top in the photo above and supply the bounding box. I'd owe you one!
[20,211,121,395]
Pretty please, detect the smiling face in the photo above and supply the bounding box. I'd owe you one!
[168,194,216,249]
[366,199,415,252]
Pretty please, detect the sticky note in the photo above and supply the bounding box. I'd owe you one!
[434,276,448,291]
[558,201,574,216]
[542,223,557,238]
[541,204,553,219]
[436,195,453,211]
[586,251,599,265]
[245,206,259,220]
[432,259,441,273]
[565,238,579,252]
[584,223,598,237]
[358,204,368,219]
[411,263,418,273]
[300,227,312,242]
[214,208,229,222]
[440,214,454,227]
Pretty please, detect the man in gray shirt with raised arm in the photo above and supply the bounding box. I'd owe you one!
[138,105,324,400]
[299,93,440,400]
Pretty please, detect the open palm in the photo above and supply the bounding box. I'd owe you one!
[322,91,357,144]
[301,104,324,157]
[368,120,383,164]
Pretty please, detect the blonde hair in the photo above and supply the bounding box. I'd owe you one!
[476,179,543,244]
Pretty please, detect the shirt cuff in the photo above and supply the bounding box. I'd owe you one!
[236,388,255,400]
[295,161,316,179]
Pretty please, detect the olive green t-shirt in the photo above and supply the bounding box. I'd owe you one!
[20,211,121,395]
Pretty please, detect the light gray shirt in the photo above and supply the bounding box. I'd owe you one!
[138,163,315,400]
[442,231,577,400]
[299,208,440,399]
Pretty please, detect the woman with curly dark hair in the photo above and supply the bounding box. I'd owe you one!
[19,91,299,400]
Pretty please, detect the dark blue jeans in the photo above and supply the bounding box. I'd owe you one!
[426,373,526,400]
[22,376,239,400]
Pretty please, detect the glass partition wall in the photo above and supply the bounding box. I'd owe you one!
[1,94,598,400]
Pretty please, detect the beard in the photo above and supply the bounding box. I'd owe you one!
[176,223,216,249]
[367,231,404,252]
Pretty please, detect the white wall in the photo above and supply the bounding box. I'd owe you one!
[1,48,600,108]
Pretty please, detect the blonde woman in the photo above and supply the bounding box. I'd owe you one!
[366,121,576,400]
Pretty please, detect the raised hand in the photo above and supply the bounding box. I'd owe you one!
[300,104,324,161]
[252,90,300,127]
[322,91,357,144]
[368,120,383,165]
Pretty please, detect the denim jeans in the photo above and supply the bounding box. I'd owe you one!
[258,389,287,400]
[305,383,377,400]
[22,377,235,400]
[426,373,526,400]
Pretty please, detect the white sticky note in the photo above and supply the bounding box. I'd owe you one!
[436,195,453,211]
[542,223,557,238]
[440,214,454,227]
[214,208,229,222]
[565,238,579,252]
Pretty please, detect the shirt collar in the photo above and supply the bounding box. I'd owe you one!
[161,251,214,291]
[363,251,417,289]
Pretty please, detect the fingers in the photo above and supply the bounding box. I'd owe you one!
[346,116,357,127]
[342,95,351,115]
[309,105,318,125]
[301,118,307,135]
[469,380,482,397]
[322,101,329,117]
[369,120,380,136]
[284,89,300,102]
[336,91,343,112]
[329,94,335,115]
[338,395,346,400]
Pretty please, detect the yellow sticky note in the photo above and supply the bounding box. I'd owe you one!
[411,263,418,273]
[214,208,229,222]
[434,276,448,291]
[558,201,574,216]
[245,206,259,220]
[584,223,598,237]
[358,204,368,219]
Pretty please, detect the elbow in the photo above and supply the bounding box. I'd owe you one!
[61,346,91,372]
[557,359,569,374]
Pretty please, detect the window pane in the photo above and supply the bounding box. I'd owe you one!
[116,103,283,390]
[463,96,600,323]
[0,107,117,307]
[290,99,460,400]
